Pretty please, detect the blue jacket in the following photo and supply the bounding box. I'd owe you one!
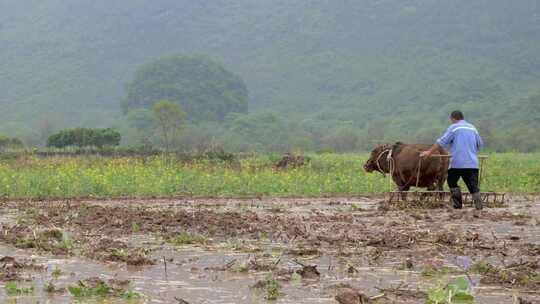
[436,120,484,169]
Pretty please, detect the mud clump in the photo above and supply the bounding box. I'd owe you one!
[287,247,320,257]
[126,252,155,266]
[274,153,309,170]
[83,237,154,266]
[207,256,278,273]
[0,226,73,255]
[472,261,540,288]
[296,265,320,279]
[335,288,371,304]
[524,243,540,256]
[365,230,417,249]
[0,256,44,272]
[435,231,458,245]
[0,256,45,281]
[44,280,66,294]
[108,278,130,291]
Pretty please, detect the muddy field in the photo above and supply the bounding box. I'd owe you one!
[0,196,539,303]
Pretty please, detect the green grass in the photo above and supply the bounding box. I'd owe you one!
[426,277,474,304]
[168,232,208,246]
[264,276,281,300]
[51,266,63,278]
[121,290,143,299]
[0,153,537,199]
[421,266,454,277]
[5,282,34,296]
[68,282,111,298]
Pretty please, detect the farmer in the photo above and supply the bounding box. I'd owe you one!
[420,110,484,210]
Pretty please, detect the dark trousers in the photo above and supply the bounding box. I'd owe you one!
[447,168,480,194]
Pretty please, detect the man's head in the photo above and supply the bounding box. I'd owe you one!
[450,110,464,123]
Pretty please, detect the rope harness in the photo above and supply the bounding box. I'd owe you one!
[374,148,392,177]
[373,148,397,192]
[375,147,426,189]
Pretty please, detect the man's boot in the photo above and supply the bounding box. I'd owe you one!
[472,192,483,210]
[450,187,463,209]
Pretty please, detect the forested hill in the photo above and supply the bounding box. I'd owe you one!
[1,1,540,149]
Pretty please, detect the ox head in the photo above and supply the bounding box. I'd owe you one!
[363,144,392,173]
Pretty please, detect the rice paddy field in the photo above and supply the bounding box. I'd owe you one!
[0,152,539,304]
[0,153,538,199]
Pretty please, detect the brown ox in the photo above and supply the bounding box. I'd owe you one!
[363,142,449,192]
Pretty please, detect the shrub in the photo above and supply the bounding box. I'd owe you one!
[47,128,121,149]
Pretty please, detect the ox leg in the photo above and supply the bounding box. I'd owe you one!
[436,172,447,201]
[399,185,410,201]
[437,173,446,194]
[427,183,444,201]
[424,184,437,201]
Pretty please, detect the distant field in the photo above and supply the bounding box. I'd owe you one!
[0,153,538,199]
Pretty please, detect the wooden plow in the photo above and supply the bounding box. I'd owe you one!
[386,191,506,205]
[385,155,507,206]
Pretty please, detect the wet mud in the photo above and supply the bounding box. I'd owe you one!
[0,196,539,303]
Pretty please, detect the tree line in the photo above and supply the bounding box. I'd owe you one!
[0,135,24,151]
[46,128,121,149]
[2,52,539,153]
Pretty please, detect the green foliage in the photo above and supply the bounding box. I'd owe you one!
[253,275,282,300]
[68,282,111,298]
[5,282,34,296]
[152,100,187,150]
[421,267,453,277]
[131,222,140,232]
[223,112,297,152]
[469,261,492,274]
[110,249,129,259]
[2,2,540,152]
[43,281,57,293]
[0,153,536,199]
[124,54,248,122]
[126,109,155,146]
[52,266,63,278]
[426,277,474,304]
[263,275,281,300]
[0,135,24,151]
[169,232,207,246]
[121,290,143,299]
[47,128,121,149]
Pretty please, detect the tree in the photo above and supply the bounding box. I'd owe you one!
[152,100,187,151]
[93,128,122,148]
[47,128,121,149]
[126,109,155,145]
[321,125,360,153]
[123,54,248,122]
[0,134,24,151]
[225,112,291,152]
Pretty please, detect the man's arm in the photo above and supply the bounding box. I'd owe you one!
[420,143,441,158]
[420,126,454,158]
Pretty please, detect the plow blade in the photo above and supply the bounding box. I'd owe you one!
[387,191,506,205]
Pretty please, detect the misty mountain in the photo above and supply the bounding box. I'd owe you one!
[1,0,539,147]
